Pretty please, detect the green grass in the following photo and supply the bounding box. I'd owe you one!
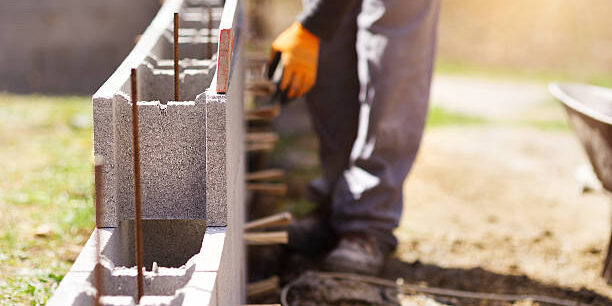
[0,94,94,305]
[435,58,612,88]
[426,106,489,128]
[426,105,569,131]
[520,119,569,131]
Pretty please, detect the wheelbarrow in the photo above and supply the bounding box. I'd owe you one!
[550,83,612,282]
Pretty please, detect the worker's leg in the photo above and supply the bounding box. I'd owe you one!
[287,4,362,255]
[303,5,361,208]
[329,0,441,249]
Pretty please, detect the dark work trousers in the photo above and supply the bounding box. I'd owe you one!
[304,0,440,248]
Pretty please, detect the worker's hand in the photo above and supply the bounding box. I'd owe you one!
[270,22,320,99]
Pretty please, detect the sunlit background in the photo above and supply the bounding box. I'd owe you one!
[254,0,612,84]
[1,0,611,304]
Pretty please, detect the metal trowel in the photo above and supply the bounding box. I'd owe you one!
[267,51,293,105]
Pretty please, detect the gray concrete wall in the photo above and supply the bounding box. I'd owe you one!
[92,0,219,226]
[0,0,160,94]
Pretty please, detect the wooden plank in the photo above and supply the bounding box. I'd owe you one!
[244,232,288,245]
[246,169,285,181]
[246,104,280,120]
[246,132,279,143]
[246,79,275,96]
[246,276,279,297]
[246,142,275,152]
[245,131,278,152]
[245,212,292,230]
[246,183,287,196]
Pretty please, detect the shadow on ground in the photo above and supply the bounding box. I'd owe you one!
[249,247,612,305]
[380,257,612,305]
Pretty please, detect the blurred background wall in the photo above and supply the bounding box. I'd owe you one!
[252,0,612,82]
[3,0,611,95]
[0,1,160,94]
[438,0,612,79]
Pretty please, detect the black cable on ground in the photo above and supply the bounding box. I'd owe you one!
[280,271,591,306]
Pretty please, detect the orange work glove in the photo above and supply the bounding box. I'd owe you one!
[271,22,320,99]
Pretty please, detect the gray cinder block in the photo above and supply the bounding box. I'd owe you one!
[204,92,228,226]
[95,94,208,225]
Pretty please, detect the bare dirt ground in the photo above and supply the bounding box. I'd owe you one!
[392,125,612,305]
[269,125,612,305]
[395,75,612,304]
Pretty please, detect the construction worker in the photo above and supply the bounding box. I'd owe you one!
[271,0,440,275]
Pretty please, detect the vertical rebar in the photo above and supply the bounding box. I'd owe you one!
[173,12,180,101]
[130,68,145,302]
[94,156,104,306]
[207,5,213,59]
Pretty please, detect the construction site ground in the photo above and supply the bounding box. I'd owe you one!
[248,75,612,305]
[2,75,612,304]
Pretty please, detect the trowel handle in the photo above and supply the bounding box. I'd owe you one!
[267,51,282,80]
[266,51,291,106]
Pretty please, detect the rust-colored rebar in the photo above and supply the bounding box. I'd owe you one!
[94,156,104,306]
[173,12,180,101]
[130,68,145,302]
[207,5,213,59]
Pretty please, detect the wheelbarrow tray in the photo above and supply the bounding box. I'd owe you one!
[550,83,612,192]
[550,82,612,282]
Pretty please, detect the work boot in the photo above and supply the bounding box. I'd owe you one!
[323,233,389,275]
[287,216,336,256]
[287,177,335,255]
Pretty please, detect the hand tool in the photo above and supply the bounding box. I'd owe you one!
[267,51,293,105]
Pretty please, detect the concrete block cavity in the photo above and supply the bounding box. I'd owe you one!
[179,6,223,29]
[49,226,223,306]
[116,220,206,269]
[145,55,213,70]
[151,31,218,60]
[90,262,194,298]
[53,266,215,306]
[185,0,224,8]
[136,60,213,103]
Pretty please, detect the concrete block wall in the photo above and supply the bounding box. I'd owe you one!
[49,0,245,304]
[93,0,223,227]
[205,26,247,305]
